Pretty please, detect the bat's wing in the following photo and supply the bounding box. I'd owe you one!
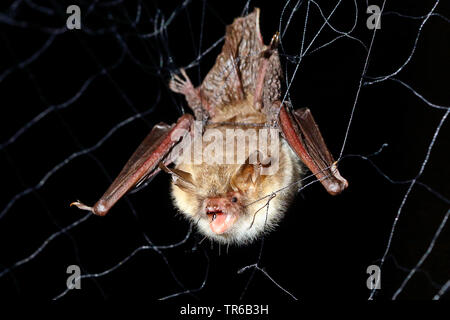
[171,8,282,119]
[279,106,348,195]
[71,114,193,216]
[200,8,281,112]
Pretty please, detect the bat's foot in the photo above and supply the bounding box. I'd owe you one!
[169,68,194,95]
[169,68,211,118]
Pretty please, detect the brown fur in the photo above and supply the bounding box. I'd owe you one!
[171,99,303,245]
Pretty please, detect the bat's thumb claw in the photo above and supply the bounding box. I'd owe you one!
[70,201,93,212]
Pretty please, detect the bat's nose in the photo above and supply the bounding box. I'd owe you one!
[204,197,230,212]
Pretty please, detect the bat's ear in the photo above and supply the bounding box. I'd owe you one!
[230,152,266,192]
[159,163,197,193]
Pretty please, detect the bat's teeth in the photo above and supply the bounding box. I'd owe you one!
[206,205,225,215]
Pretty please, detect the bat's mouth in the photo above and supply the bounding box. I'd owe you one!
[206,206,237,235]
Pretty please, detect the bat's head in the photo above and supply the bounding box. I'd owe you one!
[170,141,302,245]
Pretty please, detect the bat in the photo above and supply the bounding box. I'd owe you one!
[71,8,348,245]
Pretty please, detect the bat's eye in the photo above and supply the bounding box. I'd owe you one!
[231,196,238,203]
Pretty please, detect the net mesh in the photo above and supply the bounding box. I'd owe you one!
[0,0,448,300]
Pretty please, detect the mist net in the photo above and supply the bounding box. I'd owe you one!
[0,0,449,301]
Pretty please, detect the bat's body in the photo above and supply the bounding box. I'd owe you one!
[71,9,348,245]
[171,96,302,244]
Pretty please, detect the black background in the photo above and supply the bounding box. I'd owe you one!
[0,0,449,306]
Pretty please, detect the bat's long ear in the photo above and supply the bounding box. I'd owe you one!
[230,151,267,193]
[158,163,197,193]
[279,105,348,195]
[71,114,194,216]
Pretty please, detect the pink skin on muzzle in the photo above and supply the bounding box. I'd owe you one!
[204,196,239,234]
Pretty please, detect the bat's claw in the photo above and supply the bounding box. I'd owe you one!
[270,31,280,50]
[331,161,349,190]
[70,200,93,212]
